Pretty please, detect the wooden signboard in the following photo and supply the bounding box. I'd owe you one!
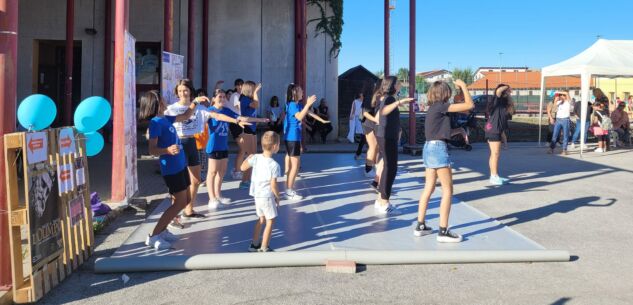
[4,128,94,303]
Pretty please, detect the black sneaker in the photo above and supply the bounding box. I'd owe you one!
[370,181,379,193]
[181,212,207,220]
[413,222,433,237]
[248,242,261,252]
[437,228,463,243]
[258,247,274,252]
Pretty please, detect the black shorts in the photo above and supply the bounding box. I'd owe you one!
[163,168,191,195]
[285,141,301,157]
[229,123,243,139]
[243,127,256,135]
[208,150,228,160]
[485,132,501,142]
[180,137,200,167]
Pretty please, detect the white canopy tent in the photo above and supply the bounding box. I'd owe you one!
[539,39,633,156]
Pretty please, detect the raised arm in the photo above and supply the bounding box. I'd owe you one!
[295,95,318,121]
[448,79,474,113]
[250,83,261,109]
[380,97,413,116]
[214,80,225,90]
[307,112,330,124]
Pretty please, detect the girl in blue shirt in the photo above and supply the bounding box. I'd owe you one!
[237,81,264,189]
[206,89,267,208]
[283,83,329,200]
[139,90,244,250]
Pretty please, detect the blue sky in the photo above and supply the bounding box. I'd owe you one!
[339,0,633,75]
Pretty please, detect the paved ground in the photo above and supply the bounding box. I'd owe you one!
[41,143,633,305]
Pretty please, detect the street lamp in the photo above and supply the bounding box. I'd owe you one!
[498,52,504,82]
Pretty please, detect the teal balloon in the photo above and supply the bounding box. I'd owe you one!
[17,94,57,131]
[74,96,111,133]
[548,91,555,98]
[84,132,104,157]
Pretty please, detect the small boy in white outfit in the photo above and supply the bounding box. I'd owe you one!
[240,131,281,252]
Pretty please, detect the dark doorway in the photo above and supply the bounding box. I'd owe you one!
[35,40,82,128]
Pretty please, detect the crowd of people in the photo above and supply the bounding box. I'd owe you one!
[547,88,631,154]
[137,73,631,252]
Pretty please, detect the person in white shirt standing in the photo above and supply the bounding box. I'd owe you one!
[229,79,245,180]
[240,131,281,252]
[548,91,572,155]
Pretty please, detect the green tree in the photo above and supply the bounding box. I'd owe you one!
[451,67,475,84]
[415,75,429,94]
[374,70,384,78]
[397,67,410,82]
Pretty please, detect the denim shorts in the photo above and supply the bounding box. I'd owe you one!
[423,140,451,169]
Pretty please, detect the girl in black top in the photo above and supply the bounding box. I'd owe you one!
[314,98,334,143]
[485,84,515,186]
[415,80,474,243]
[374,76,414,215]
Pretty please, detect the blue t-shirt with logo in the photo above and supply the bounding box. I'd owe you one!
[284,101,303,141]
[148,116,186,176]
[206,106,239,153]
[240,95,257,132]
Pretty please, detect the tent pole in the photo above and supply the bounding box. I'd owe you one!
[580,73,590,158]
[538,75,546,146]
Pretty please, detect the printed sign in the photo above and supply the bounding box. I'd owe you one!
[27,164,63,267]
[26,132,48,165]
[74,157,86,189]
[161,51,184,105]
[58,128,76,156]
[57,163,74,194]
[68,195,85,227]
[124,31,139,200]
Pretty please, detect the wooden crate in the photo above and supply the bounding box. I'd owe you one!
[4,128,94,303]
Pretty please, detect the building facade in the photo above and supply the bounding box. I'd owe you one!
[16,0,339,136]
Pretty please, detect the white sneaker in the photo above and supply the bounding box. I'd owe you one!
[145,234,172,250]
[376,202,400,215]
[231,171,243,180]
[594,148,604,153]
[489,175,504,186]
[217,197,232,205]
[160,230,179,242]
[364,168,376,178]
[208,198,220,210]
[437,229,463,243]
[374,199,381,209]
[286,189,303,201]
[569,143,575,150]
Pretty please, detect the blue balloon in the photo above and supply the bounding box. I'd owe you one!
[548,90,555,98]
[84,132,104,157]
[74,96,112,133]
[17,94,57,131]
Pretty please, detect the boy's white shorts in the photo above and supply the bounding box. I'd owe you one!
[254,197,278,220]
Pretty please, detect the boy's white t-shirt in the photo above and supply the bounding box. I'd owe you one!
[227,92,241,114]
[248,154,280,198]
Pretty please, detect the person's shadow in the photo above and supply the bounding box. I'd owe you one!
[452,196,616,238]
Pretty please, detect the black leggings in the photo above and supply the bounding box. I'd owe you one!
[355,134,367,156]
[379,137,398,200]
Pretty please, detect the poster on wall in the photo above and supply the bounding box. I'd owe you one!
[135,43,161,85]
[28,163,63,268]
[161,51,184,105]
[26,132,48,165]
[57,163,74,194]
[58,128,76,157]
[68,194,85,227]
[124,31,139,200]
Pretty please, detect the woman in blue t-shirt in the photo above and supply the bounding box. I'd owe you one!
[206,89,268,209]
[283,83,330,200]
[237,81,264,189]
[139,90,246,250]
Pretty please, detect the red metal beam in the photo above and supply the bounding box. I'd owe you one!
[202,0,208,91]
[64,0,74,126]
[164,0,173,52]
[0,0,18,290]
[111,0,128,202]
[384,0,390,76]
[294,0,307,97]
[187,0,195,81]
[408,0,416,146]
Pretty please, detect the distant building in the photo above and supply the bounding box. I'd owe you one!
[338,65,379,125]
[474,67,529,81]
[416,69,452,83]
[468,71,584,113]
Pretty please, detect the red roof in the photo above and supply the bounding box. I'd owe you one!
[468,71,588,90]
